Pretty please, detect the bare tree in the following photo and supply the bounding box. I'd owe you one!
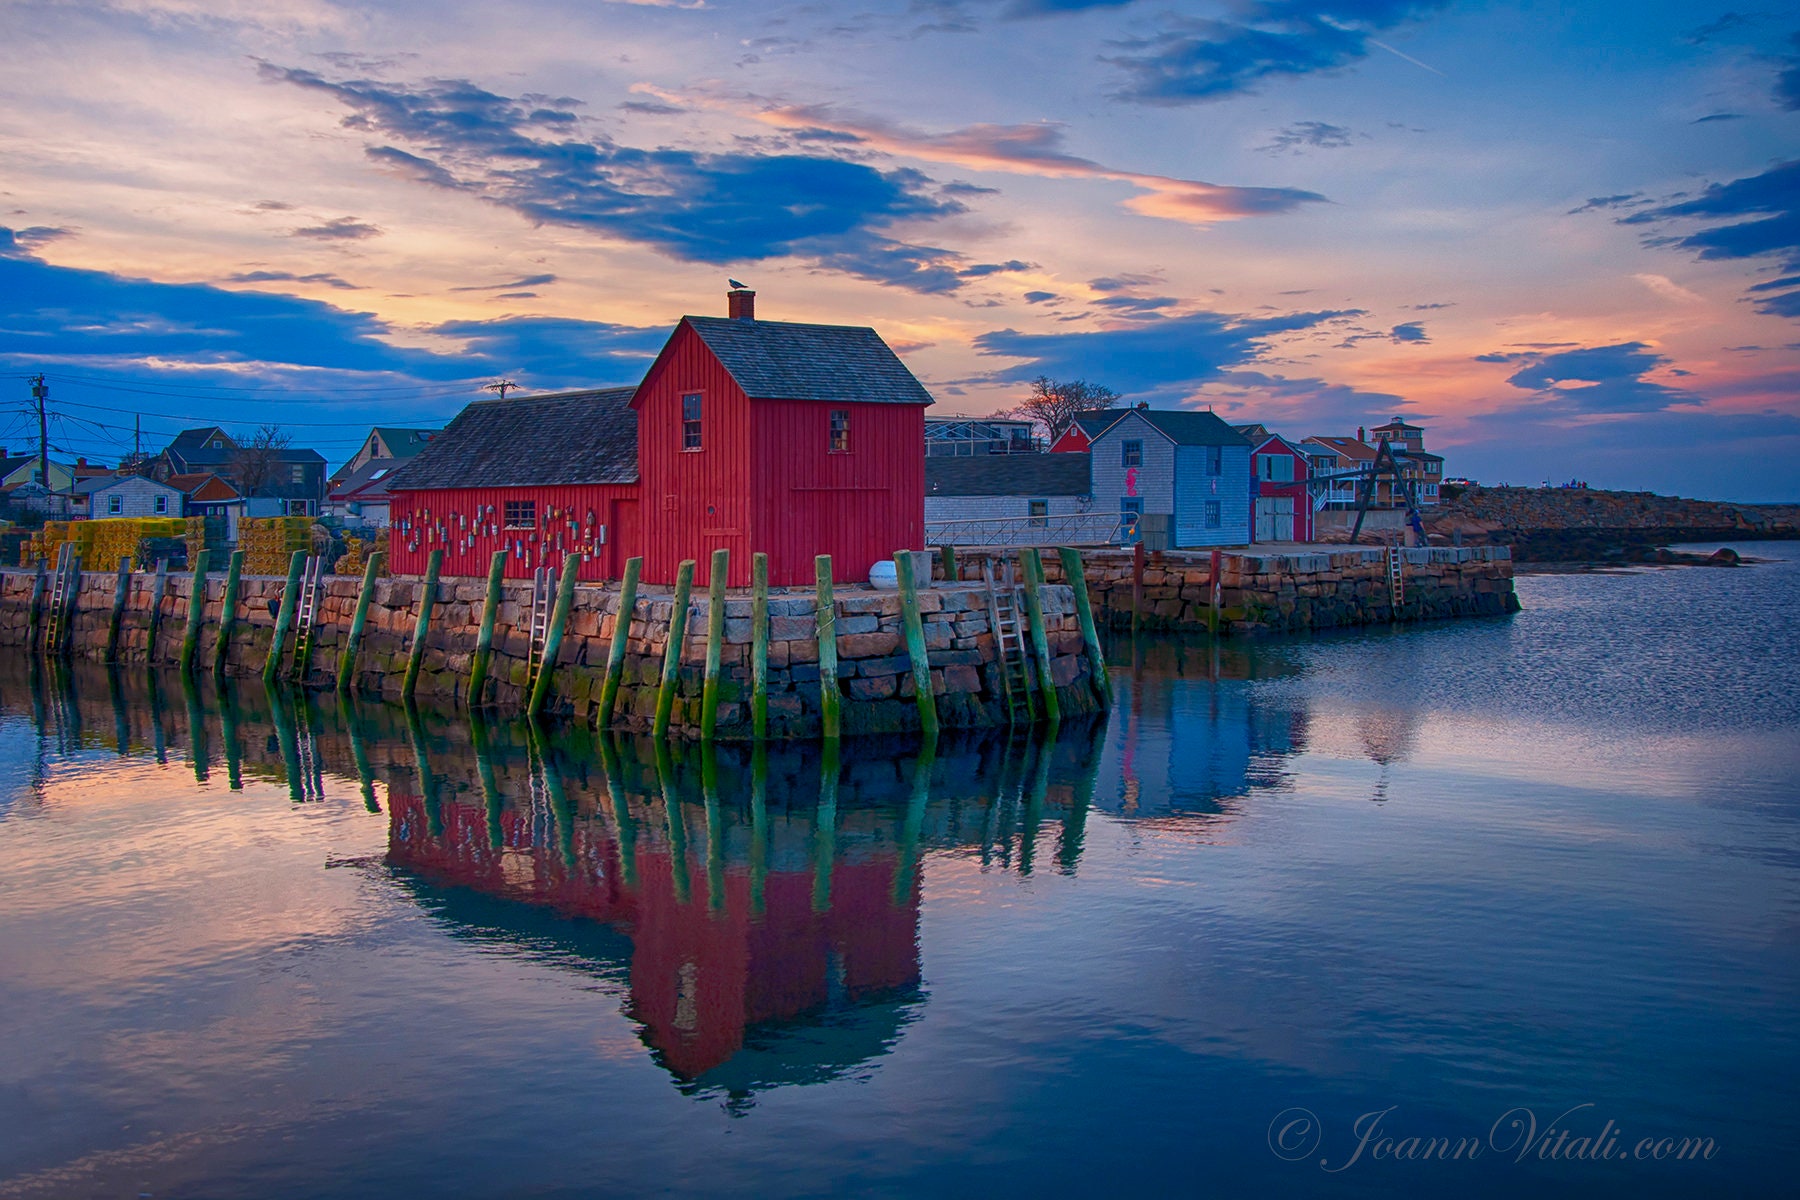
[1007,376,1120,438]
[229,424,292,497]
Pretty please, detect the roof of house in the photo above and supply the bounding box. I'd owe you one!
[675,316,935,406]
[166,472,242,502]
[0,455,41,478]
[1371,417,1424,432]
[1233,423,1271,440]
[75,474,180,495]
[372,427,439,455]
[1062,410,1126,441]
[1305,436,1379,462]
[926,453,1091,497]
[1104,408,1252,447]
[388,387,640,491]
[328,459,409,502]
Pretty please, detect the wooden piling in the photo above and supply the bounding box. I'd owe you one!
[401,549,443,703]
[212,550,243,678]
[813,738,840,912]
[599,733,639,890]
[147,557,169,660]
[702,743,725,912]
[749,742,768,915]
[106,557,130,662]
[262,550,306,686]
[751,552,770,740]
[1019,548,1061,723]
[936,543,956,583]
[598,557,642,728]
[1209,548,1223,633]
[27,558,47,651]
[1058,546,1112,708]
[895,549,940,737]
[655,738,690,904]
[653,558,695,739]
[699,547,729,740]
[466,550,507,706]
[526,554,581,718]
[337,551,385,696]
[815,554,841,740]
[178,549,211,675]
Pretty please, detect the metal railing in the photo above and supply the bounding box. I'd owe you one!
[923,512,1130,547]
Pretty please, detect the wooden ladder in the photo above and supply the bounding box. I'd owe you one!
[983,556,1036,727]
[43,544,78,658]
[1386,545,1406,611]
[524,566,554,696]
[290,555,326,678]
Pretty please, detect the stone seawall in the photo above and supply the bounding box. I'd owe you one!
[955,545,1518,634]
[0,566,1101,740]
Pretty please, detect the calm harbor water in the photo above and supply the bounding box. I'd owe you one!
[1,546,1796,1198]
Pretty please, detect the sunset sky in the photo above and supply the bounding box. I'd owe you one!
[2,0,1796,500]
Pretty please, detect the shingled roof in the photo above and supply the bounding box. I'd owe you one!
[387,387,639,491]
[926,453,1091,497]
[678,316,935,406]
[1109,408,1252,447]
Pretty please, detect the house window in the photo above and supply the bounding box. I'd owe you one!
[1205,500,1221,529]
[829,409,850,453]
[682,392,703,450]
[1258,454,1294,482]
[504,499,537,529]
[104,494,122,514]
[1121,439,1143,468]
[1120,497,1143,535]
[1206,445,1223,476]
[153,494,168,514]
[1028,499,1048,528]
[291,464,305,483]
[286,499,310,516]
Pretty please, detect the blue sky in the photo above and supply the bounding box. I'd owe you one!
[0,0,1795,498]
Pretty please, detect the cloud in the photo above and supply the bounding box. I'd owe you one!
[1256,120,1359,153]
[288,216,383,240]
[1684,12,1760,44]
[1490,342,1703,414]
[449,273,558,292]
[1620,159,1800,317]
[617,100,685,115]
[1389,321,1428,342]
[971,306,1360,398]
[262,65,978,293]
[956,259,1034,277]
[1693,112,1743,123]
[1566,193,1644,215]
[1023,290,1058,302]
[0,225,72,256]
[1778,31,1800,110]
[1632,273,1706,304]
[748,103,1327,222]
[1103,1,1451,106]
[225,269,362,290]
[1003,0,1136,15]
[424,315,667,379]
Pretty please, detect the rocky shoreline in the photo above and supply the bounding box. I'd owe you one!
[1424,487,1798,566]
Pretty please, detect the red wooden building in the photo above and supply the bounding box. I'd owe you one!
[1048,410,1126,454]
[1247,432,1314,543]
[388,289,933,587]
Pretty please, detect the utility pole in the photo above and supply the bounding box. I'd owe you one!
[484,378,518,400]
[29,374,48,487]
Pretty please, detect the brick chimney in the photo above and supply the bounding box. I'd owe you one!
[727,287,755,321]
[1357,425,1365,442]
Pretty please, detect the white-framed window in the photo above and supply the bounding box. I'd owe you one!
[107,494,123,514]
[1121,439,1143,467]
[682,392,703,451]
[1258,453,1295,482]
[1028,499,1048,527]
[1120,497,1143,533]
[153,494,168,514]
[291,464,305,483]
[1204,500,1221,528]
[829,409,850,453]
[504,499,536,529]
[286,499,311,516]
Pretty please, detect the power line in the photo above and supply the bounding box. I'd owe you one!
[43,370,491,396]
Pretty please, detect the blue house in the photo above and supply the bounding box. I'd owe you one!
[1087,407,1252,548]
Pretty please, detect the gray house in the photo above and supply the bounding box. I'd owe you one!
[77,474,184,519]
[1088,407,1252,548]
[924,453,1106,545]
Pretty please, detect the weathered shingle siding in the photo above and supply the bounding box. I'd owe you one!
[1090,412,1176,520]
[90,476,183,518]
[1172,444,1251,546]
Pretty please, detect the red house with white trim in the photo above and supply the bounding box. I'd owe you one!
[388,289,932,588]
[1048,410,1126,454]
[1248,433,1313,543]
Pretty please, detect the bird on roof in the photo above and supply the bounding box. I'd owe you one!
[728,278,747,289]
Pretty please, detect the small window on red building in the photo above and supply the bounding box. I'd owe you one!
[829,409,850,453]
[504,499,536,528]
[682,392,703,450]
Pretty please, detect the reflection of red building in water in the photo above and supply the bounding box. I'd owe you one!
[385,786,920,1084]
